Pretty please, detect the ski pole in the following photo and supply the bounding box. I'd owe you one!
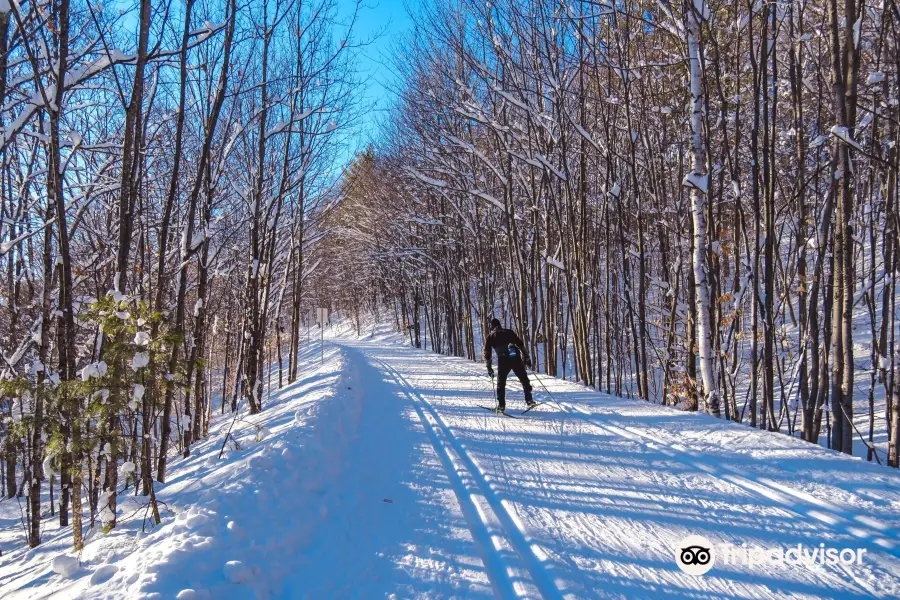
[529,368,565,411]
[527,367,568,442]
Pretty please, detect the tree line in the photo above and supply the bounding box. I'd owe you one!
[323,0,900,468]
[0,0,360,550]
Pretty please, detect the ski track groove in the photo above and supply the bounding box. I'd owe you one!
[362,348,567,600]
[373,360,529,599]
[560,404,900,553]
[437,354,900,558]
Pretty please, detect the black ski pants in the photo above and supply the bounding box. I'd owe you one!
[496,359,533,407]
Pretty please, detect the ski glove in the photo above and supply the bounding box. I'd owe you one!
[487,364,494,377]
[524,357,532,369]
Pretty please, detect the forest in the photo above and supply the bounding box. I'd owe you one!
[326,0,900,469]
[0,0,362,550]
[2,0,900,555]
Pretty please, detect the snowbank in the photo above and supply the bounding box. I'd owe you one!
[0,343,347,599]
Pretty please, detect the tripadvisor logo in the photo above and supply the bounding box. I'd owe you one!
[675,535,868,576]
[675,535,716,576]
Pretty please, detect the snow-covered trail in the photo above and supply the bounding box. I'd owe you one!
[273,345,494,598]
[338,337,900,599]
[4,334,900,599]
[0,343,493,599]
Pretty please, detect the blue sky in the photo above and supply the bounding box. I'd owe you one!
[116,0,407,156]
[339,0,414,140]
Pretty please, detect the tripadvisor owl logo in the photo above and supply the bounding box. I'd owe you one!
[675,535,716,576]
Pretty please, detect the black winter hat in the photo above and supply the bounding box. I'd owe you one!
[490,318,501,330]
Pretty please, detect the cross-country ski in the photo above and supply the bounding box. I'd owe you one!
[519,401,549,415]
[477,405,521,418]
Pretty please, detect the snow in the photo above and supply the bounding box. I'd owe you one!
[809,134,829,148]
[545,254,566,270]
[222,560,252,584]
[682,171,709,194]
[3,324,900,598]
[264,120,289,138]
[80,362,106,381]
[571,121,604,152]
[534,152,567,181]
[43,452,58,477]
[859,112,875,129]
[52,555,79,577]
[190,230,206,251]
[867,72,885,85]
[830,125,863,150]
[404,166,448,188]
[118,461,136,478]
[693,0,711,21]
[471,189,505,210]
[131,351,149,370]
[89,564,118,585]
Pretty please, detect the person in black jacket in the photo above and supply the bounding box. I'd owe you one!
[483,318,535,412]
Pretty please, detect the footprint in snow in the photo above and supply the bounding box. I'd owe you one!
[89,564,118,586]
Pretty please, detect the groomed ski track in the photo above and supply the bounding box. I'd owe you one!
[335,336,900,599]
[4,333,900,599]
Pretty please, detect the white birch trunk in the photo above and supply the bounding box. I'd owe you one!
[686,3,721,418]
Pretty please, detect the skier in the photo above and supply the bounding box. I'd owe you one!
[483,318,536,412]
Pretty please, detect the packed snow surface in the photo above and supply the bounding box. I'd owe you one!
[2,327,900,598]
